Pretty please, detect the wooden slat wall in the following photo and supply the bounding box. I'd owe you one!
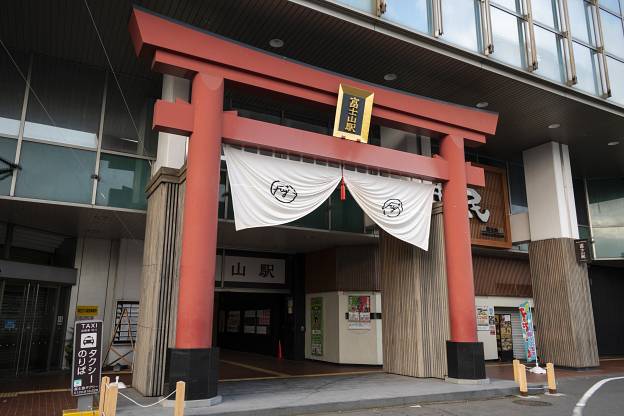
[529,238,599,368]
[305,245,380,293]
[473,255,532,297]
[133,168,184,397]
[380,204,449,378]
[336,245,380,291]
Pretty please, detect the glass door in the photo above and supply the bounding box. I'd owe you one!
[0,279,69,375]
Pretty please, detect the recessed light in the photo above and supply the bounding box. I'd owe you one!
[383,73,397,81]
[608,141,620,146]
[548,123,561,129]
[269,38,284,48]
[476,102,489,108]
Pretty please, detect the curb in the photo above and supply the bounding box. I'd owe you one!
[190,386,519,416]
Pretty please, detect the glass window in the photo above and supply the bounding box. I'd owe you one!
[607,57,624,104]
[291,201,329,230]
[532,0,559,29]
[441,0,481,52]
[0,137,17,195]
[508,162,528,214]
[592,227,624,258]
[600,0,622,14]
[219,166,227,219]
[96,153,150,210]
[0,50,28,137]
[491,0,521,13]
[533,26,565,82]
[573,42,601,95]
[330,188,364,232]
[600,10,624,58]
[382,0,431,34]
[102,74,160,158]
[568,0,596,45]
[587,178,624,227]
[25,55,104,148]
[490,7,526,68]
[15,141,95,204]
[336,0,375,13]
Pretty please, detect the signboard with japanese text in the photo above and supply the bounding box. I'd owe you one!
[76,305,98,317]
[222,255,286,285]
[311,297,323,356]
[332,84,374,143]
[518,301,537,363]
[71,320,102,396]
[574,239,590,263]
[347,295,371,330]
[435,165,512,249]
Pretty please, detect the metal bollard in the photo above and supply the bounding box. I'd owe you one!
[512,359,520,383]
[518,364,528,396]
[546,362,557,394]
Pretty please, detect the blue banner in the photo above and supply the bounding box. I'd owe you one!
[518,301,537,363]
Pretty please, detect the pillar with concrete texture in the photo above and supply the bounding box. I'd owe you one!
[523,141,599,368]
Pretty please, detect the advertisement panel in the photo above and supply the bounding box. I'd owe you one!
[310,297,323,356]
[518,301,537,363]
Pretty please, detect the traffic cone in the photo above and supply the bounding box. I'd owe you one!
[277,339,283,360]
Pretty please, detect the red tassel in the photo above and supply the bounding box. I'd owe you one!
[340,178,346,201]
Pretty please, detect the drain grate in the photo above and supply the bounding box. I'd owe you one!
[512,399,552,407]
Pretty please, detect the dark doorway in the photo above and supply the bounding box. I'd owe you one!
[590,265,624,355]
[215,292,288,357]
[0,279,70,376]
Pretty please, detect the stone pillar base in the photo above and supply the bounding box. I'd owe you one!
[167,347,219,401]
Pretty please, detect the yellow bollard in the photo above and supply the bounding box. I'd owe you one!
[512,359,520,384]
[546,362,557,394]
[175,381,186,416]
[98,376,110,413]
[518,364,528,396]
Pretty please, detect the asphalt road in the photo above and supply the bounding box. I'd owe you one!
[311,375,624,416]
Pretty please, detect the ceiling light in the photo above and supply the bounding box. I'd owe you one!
[383,73,397,81]
[548,123,561,129]
[269,38,284,48]
[608,141,620,146]
[476,102,489,108]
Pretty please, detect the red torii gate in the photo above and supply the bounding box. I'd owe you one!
[130,8,498,401]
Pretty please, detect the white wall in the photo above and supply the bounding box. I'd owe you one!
[523,142,579,241]
[65,238,144,367]
[305,291,382,365]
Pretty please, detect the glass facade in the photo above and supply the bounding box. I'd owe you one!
[382,0,431,34]
[0,137,17,195]
[587,178,624,259]
[330,0,624,105]
[441,0,481,51]
[0,52,154,210]
[96,154,151,210]
[489,6,526,68]
[15,141,96,204]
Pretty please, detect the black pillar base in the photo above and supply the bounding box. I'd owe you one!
[167,347,219,401]
[446,341,486,380]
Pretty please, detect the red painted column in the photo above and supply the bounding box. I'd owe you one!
[175,73,223,349]
[440,134,477,343]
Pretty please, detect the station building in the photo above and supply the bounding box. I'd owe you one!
[0,0,623,402]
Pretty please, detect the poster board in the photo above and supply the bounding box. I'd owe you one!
[310,297,323,356]
[347,295,371,330]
